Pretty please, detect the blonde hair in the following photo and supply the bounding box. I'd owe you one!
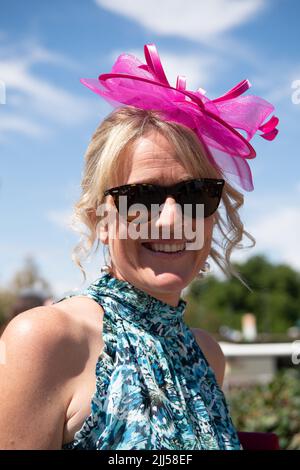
[71,106,255,289]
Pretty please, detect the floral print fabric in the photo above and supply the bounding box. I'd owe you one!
[58,273,242,450]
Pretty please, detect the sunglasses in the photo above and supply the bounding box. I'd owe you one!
[103,178,225,222]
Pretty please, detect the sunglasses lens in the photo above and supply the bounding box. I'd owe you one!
[185,192,221,218]
[177,181,222,218]
[108,179,223,222]
[114,188,162,223]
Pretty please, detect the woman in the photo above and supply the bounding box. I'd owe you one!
[0,45,278,450]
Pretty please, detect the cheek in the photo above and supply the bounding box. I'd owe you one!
[109,220,139,258]
[189,216,214,244]
[204,216,214,239]
[193,217,214,255]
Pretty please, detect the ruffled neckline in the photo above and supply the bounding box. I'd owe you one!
[82,272,187,336]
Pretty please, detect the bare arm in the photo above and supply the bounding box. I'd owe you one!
[191,327,226,388]
[0,307,75,449]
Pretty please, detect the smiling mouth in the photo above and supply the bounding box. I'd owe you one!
[142,242,186,253]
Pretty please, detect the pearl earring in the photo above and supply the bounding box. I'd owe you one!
[197,261,211,278]
[101,242,113,275]
[100,264,112,274]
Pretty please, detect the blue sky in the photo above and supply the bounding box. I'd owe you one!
[1,0,300,298]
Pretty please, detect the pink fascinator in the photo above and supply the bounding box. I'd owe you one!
[80,44,279,191]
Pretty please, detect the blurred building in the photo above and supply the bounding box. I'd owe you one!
[221,341,298,389]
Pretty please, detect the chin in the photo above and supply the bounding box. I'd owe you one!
[146,271,189,291]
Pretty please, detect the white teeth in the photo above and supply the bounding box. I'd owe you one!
[146,243,186,252]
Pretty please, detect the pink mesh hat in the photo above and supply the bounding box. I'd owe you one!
[80,44,279,192]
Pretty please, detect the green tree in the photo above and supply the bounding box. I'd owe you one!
[9,255,52,296]
[0,288,16,325]
[185,254,300,335]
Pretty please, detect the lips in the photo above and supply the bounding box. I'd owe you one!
[141,239,187,245]
[142,242,185,252]
[141,241,187,258]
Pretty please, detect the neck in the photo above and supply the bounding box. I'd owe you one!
[109,269,182,308]
[141,288,181,307]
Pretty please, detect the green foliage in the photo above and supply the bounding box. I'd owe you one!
[10,255,52,296]
[227,368,300,450]
[185,254,300,334]
[0,288,17,324]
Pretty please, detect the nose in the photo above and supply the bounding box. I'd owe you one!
[154,196,183,235]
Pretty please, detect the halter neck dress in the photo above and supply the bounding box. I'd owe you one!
[57,272,242,450]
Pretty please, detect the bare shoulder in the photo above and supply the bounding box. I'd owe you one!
[53,294,104,329]
[0,306,78,449]
[190,327,226,389]
[1,303,90,392]
[2,304,78,361]
[0,297,104,449]
[8,295,106,372]
[2,293,104,346]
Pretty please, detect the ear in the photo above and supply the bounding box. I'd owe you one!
[98,220,109,245]
[214,212,219,224]
[93,195,118,246]
[87,208,97,226]
[87,208,109,245]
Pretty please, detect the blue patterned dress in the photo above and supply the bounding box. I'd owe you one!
[57,272,242,450]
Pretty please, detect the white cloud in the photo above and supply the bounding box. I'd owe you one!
[46,208,89,238]
[0,56,95,124]
[228,185,300,271]
[248,62,300,108]
[114,47,218,90]
[46,209,74,231]
[95,0,265,41]
[19,43,79,70]
[247,205,300,269]
[0,41,102,139]
[0,114,47,138]
[96,0,272,99]
[0,41,79,71]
